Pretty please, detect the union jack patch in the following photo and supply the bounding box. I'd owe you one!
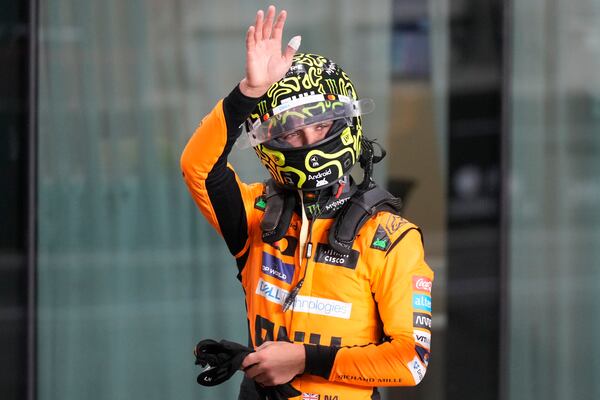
[302,393,320,400]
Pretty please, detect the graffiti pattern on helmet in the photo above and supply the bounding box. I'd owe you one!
[248,53,366,191]
[254,145,307,188]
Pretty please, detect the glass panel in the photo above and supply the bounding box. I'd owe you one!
[444,1,503,399]
[37,1,247,399]
[509,0,600,399]
[385,1,448,399]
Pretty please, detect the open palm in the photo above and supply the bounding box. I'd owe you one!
[240,6,300,98]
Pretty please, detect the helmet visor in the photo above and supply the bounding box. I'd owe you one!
[238,94,374,148]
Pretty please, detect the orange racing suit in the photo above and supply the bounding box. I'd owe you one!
[181,85,434,400]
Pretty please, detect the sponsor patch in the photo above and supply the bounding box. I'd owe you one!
[315,243,359,269]
[385,214,407,235]
[413,294,432,312]
[302,394,320,400]
[415,345,430,366]
[408,356,425,384]
[268,236,298,257]
[256,278,288,304]
[370,225,391,251]
[412,276,432,294]
[255,278,352,319]
[340,130,354,145]
[306,203,321,216]
[323,196,350,213]
[315,178,328,187]
[413,329,431,350]
[413,312,432,331]
[410,356,426,383]
[282,174,295,186]
[254,196,267,211]
[307,168,332,181]
[261,252,294,284]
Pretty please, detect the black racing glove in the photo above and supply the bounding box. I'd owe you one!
[194,339,302,400]
[194,339,250,386]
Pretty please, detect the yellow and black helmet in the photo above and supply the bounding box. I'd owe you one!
[241,53,374,191]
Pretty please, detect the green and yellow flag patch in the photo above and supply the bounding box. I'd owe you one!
[254,196,267,211]
[370,225,391,251]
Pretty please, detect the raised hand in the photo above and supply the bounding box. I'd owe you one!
[239,5,301,98]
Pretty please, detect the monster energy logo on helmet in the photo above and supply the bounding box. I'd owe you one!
[245,53,374,191]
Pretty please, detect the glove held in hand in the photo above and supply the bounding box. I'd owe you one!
[194,338,301,400]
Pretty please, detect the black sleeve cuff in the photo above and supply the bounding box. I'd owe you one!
[222,84,262,133]
[303,344,340,380]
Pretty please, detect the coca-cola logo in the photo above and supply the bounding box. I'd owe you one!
[412,276,432,294]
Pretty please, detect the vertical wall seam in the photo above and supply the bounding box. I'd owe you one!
[498,0,513,399]
[27,0,39,399]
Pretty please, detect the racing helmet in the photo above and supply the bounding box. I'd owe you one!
[241,53,374,191]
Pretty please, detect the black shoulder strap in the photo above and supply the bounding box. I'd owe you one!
[260,179,296,244]
[328,185,402,254]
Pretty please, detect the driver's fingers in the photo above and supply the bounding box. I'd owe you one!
[262,5,276,40]
[243,362,263,380]
[253,372,272,386]
[271,10,287,43]
[246,25,256,52]
[254,9,264,42]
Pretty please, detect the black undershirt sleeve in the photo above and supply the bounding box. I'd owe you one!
[205,85,260,257]
[303,344,340,380]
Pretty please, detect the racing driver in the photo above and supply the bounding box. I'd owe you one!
[181,6,434,400]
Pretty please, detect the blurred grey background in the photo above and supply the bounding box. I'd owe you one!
[1,0,599,399]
